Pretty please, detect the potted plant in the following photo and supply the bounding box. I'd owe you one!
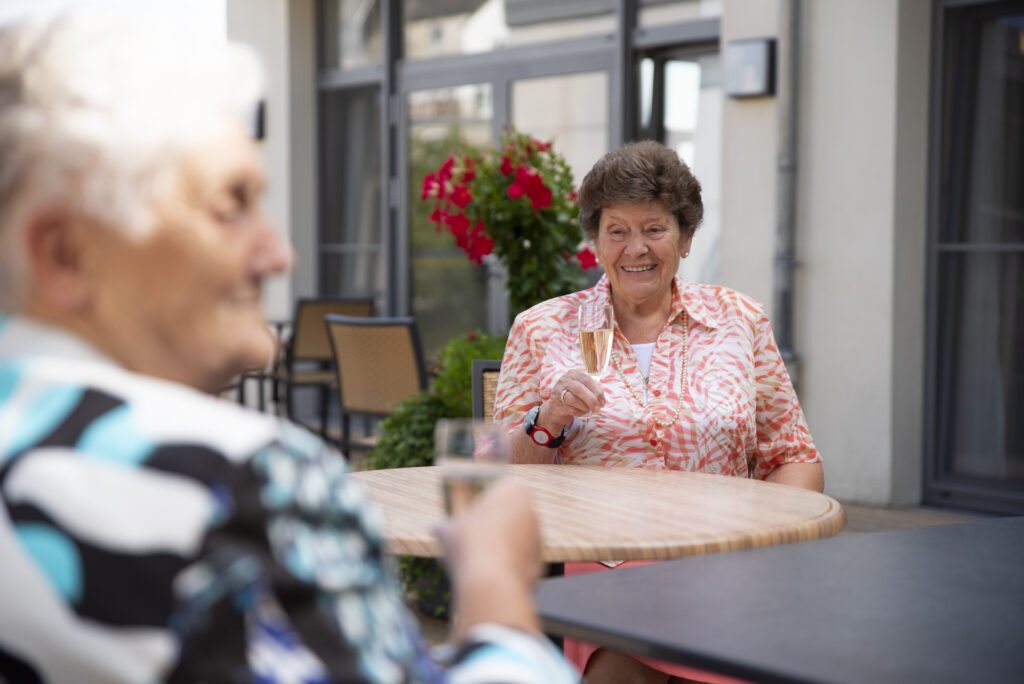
[420,126,598,317]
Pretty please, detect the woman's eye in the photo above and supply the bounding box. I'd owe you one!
[215,187,254,224]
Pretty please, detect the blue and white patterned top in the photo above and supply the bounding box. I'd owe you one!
[0,315,577,684]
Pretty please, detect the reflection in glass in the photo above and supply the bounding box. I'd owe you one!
[319,87,383,305]
[933,8,1024,486]
[511,71,609,185]
[639,0,722,28]
[936,253,1024,481]
[320,0,383,70]
[408,84,493,361]
[938,13,1024,244]
[402,0,613,61]
[639,51,722,285]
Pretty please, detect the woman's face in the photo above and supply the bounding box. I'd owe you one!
[594,201,690,310]
[87,125,293,392]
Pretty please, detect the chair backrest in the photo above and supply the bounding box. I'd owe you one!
[325,314,427,415]
[291,298,374,362]
[471,359,502,421]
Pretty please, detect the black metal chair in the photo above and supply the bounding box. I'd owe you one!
[271,297,374,437]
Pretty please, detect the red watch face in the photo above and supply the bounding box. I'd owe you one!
[530,426,553,445]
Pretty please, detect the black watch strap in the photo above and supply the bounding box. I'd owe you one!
[524,404,568,448]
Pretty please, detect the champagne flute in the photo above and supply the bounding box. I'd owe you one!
[435,418,510,515]
[578,303,615,415]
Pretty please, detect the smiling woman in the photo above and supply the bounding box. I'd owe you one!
[492,140,825,682]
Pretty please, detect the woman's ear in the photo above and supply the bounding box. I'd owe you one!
[680,235,693,259]
[24,209,96,311]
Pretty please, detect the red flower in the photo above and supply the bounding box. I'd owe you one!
[428,206,449,232]
[500,155,513,176]
[526,174,552,209]
[534,138,552,152]
[577,248,599,270]
[438,155,456,182]
[421,173,440,200]
[467,331,478,341]
[507,164,533,200]
[450,184,472,209]
[462,157,476,183]
[446,211,470,239]
[466,221,494,264]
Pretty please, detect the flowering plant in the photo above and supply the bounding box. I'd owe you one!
[420,127,598,315]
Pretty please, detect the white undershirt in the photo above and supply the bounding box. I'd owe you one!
[632,342,655,403]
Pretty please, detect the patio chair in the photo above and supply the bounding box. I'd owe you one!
[324,314,427,454]
[471,359,502,420]
[273,297,374,437]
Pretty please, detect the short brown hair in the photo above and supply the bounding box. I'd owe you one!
[577,140,703,242]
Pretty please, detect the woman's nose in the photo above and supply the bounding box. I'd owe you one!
[624,233,649,256]
[252,218,295,274]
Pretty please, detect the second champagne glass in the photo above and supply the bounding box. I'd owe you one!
[435,418,510,515]
[578,303,614,415]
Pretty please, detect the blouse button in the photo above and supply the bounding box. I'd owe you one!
[652,389,661,397]
[650,439,658,447]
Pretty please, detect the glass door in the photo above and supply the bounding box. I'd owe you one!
[926,0,1024,513]
[406,84,494,361]
[639,47,722,285]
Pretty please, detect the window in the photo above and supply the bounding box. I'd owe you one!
[320,0,383,69]
[639,48,722,285]
[926,0,1024,513]
[407,85,494,360]
[319,87,385,308]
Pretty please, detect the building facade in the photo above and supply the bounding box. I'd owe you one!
[228,0,1024,514]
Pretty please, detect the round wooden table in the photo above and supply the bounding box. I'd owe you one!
[351,464,846,562]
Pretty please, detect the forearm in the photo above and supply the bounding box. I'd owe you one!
[764,461,824,491]
[451,564,540,640]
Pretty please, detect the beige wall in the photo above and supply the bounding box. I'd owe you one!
[721,0,931,504]
[226,0,318,321]
[720,0,778,311]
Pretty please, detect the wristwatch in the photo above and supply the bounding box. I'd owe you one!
[523,404,568,448]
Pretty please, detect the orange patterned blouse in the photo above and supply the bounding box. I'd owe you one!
[494,275,820,478]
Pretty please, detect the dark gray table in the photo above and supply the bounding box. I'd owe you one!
[536,516,1024,684]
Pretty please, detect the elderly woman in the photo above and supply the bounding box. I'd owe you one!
[494,140,823,683]
[0,12,576,684]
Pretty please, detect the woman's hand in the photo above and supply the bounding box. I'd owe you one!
[510,369,605,464]
[436,480,542,638]
[544,369,605,426]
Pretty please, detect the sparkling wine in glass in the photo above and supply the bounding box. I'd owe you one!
[578,303,614,414]
[435,419,509,515]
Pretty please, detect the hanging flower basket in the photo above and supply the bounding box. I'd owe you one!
[421,126,598,315]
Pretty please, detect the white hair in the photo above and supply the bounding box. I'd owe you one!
[0,10,264,308]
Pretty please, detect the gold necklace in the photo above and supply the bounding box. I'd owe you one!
[611,311,688,430]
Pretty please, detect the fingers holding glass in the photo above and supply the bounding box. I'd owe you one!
[557,374,605,417]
